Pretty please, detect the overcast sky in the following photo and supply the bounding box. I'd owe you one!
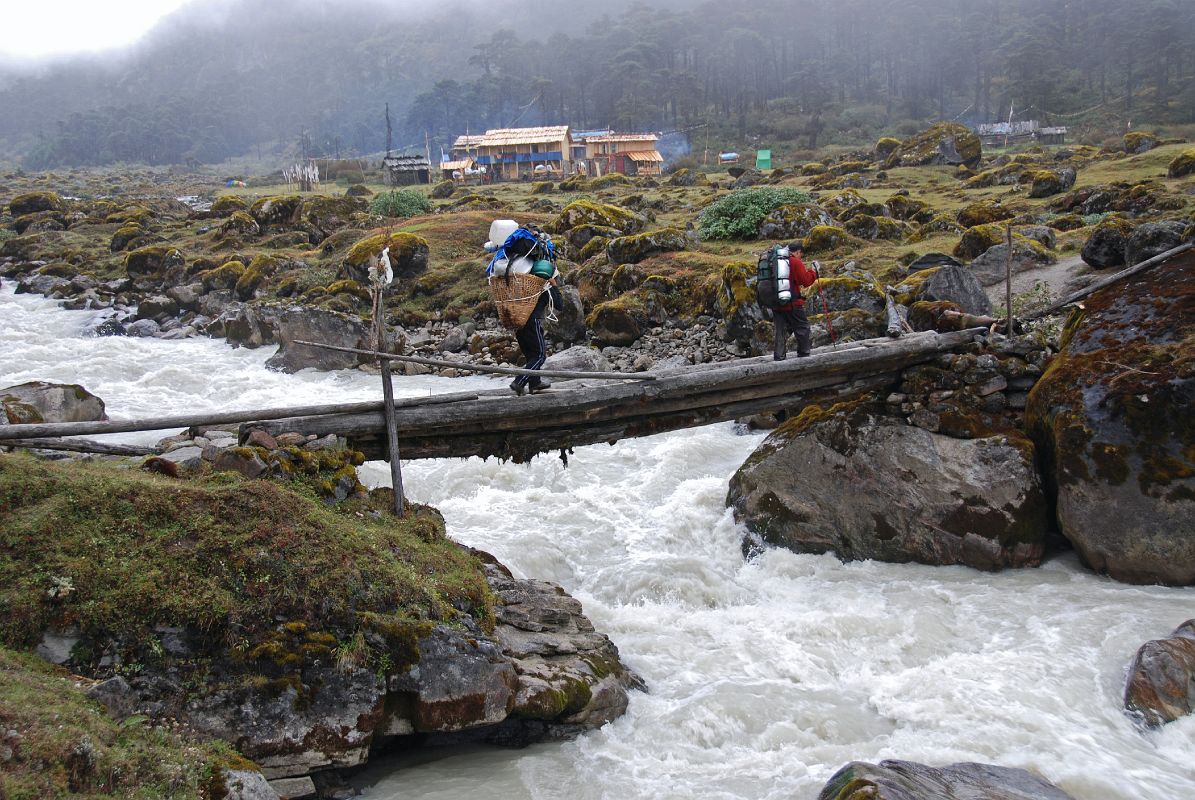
[0,0,192,59]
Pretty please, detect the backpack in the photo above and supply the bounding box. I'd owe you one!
[488,225,557,281]
[756,245,794,309]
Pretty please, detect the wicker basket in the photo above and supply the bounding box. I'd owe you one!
[489,272,548,329]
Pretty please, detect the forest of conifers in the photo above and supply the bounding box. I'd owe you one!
[2,0,1193,169]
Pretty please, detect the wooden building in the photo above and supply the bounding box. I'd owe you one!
[976,120,1067,147]
[383,154,431,186]
[472,126,573,181]
[450,135,485,161]
[582,132,664,176]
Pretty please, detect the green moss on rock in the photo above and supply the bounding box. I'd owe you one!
[8,191,64,217]
[1168,149,1195,179]
[547,200,647,235]
[199,260,246,291]
[210,195,249,217]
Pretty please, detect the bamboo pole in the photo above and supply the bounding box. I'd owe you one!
[379,358,405,515]
[292,341,658,381]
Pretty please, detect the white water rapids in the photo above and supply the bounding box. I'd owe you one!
[2,284,1192,799]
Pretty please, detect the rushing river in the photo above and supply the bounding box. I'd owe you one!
[2,283,1192,800]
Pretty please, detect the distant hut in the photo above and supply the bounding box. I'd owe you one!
[472,126,572,181]
[440,158,476,182]
[384,154,431,186]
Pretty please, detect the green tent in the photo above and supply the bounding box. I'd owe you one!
[756,149,772,170]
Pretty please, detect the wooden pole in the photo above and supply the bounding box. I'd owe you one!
[1005,223,1014,334]
[0,391,484,442]
[292,341,658,381]
[1,438,157,456]
[373,289,405,516]
[379,358,405,516]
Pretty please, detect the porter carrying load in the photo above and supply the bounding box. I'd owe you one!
[487,222,559,330]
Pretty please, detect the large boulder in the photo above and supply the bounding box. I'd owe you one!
[1167,148,1195,179]
[969,241,1056,286]
[757,203,834,240]
[8,191,63,217]
[586,295,647,347]
[546,201,648,236]
[543,345,611,374]
[249,195,303,228]
[342,232,429,283]
[884,123,982,169]
[1124,620,1195,728]
[1081,219,1134,268]
[264,306,376,372]
[811,276,885,315]
[1124,220,1187,267]
[728,405,1049,571]
[1028,166,1077,198]
[300,195,366,242]
[817,760,1076,800]
[606,228,690,265]
[715,262,765,345]
[543,284,587,345]
[1026,249,1195,585]
[894,265,992,316]
[1,381,107,424]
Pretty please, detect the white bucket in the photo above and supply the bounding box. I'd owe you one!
[489,219,519,247]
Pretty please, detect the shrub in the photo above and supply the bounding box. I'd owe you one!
[369,189,432,219]
[699,187,815,240]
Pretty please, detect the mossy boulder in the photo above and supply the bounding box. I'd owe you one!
[233,262,269,301]
[586,294,648,346]
[105,206,155,227]
[546,200,648,236]
[811,276,885,314]
[800,162,827,176]
[908,215,964,243]
[667,168,705,187]
[590,173,632,189]
[210,195,249,217]
[893,265,992,315]
[249,195,303,227]
[874,137,901,158]
[1080,218,1135,268]
[1124,132,1160,154]
[716,261,765,345]
[301,195,366,240]
[844,214,907,241]
[343,232,430,283]
[956,203,1014,229]
[430,180,456,199]
[559,174,590,191]
[1168,149,1195,179]
[565,224,622,254]
[953,223,1010,260]
[969,241,1056,286]
[530,181,554,195]
[885,123,982,169]
[1025,249,1195,585]
[346,183,373,198]
[803,225,853,254]
[1047,214,1086,232]
[8,191,63,217]
[884,194,932,223]
[1125,220,1188,266]
[728,403,1049,571]
[606,228,690,265]
[757,203,834,240]
[1027,167,1077,199]
[821,189,867,220]
[219,210,260,238]
[110,224,146,252]
[125,246,184,283]
[828,160,870,176]
[577,235,612,263]
[199,260,247,291]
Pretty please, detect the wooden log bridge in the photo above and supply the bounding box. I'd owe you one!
[0,329,985,464]
[246,328,985,463]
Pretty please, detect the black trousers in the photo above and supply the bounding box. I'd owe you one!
[773,304,812,359]
[512,295,549,390]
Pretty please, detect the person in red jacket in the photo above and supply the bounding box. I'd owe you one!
[774,240,818,360]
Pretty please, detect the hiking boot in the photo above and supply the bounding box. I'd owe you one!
[509,378,525,396]
[797,350,812,358]
[529,377,552,393]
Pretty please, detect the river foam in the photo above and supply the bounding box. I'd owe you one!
[3,284,1191,799]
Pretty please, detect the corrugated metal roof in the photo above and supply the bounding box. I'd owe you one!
[587,133,658,144]
[626,150,664,162]
[478,126,571,147]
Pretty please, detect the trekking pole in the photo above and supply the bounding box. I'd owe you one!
[813,263,836,346]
